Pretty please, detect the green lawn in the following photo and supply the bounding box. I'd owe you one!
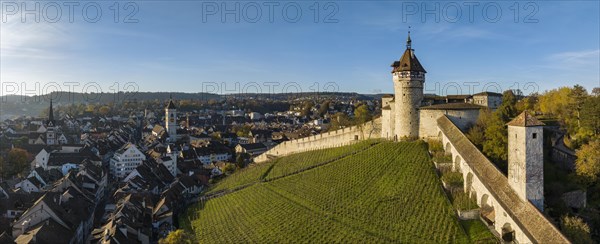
[185,141,475,243]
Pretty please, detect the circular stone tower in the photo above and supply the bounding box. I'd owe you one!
[391,32,426,139]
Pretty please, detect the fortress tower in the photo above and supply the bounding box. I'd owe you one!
[507,111,545,211]
[165,96,177,140]
[391,32,426,139]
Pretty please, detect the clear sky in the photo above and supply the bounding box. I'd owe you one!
[1,1,599,96]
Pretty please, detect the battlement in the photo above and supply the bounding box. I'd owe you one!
[254,118,381,163]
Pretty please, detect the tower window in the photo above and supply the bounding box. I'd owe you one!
[532,133,537,139]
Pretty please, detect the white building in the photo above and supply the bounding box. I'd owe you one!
[110,143,146,179]
[165,97,177,140]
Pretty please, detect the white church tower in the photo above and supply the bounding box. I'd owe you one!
[46,99,56,145]
[165,96,177,140]
[507,111,545,211]
[391,31,426,139]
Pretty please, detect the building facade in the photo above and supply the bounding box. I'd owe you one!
[110,143,146,179]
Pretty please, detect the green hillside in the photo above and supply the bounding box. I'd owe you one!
[183,141,493,243]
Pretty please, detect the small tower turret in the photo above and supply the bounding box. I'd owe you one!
[507,111,545,211]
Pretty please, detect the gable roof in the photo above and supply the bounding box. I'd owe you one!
[506,111,545,127]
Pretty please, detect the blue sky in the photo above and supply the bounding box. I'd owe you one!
[1,1,599,96]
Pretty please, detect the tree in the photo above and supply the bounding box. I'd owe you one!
[328,112,351,131]
[99,106,111,116]
[236,153,250,168]
[569,85,588,129]
[482,113,508,170]
[515,93,538,114]
[497,90,518,121]
[580,96,600,136]
[158,229,196,244]
[592,87,600,96]
[560,215,593,244]
[466,108,493,148]
[300,101,314,117]
[317,100,331,117]
[353,104,372,125]
[4,148,32,178]
[574,140,600,185]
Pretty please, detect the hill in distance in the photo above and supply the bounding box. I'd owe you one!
[182,141,495,243]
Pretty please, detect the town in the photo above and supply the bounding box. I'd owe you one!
[0,92,381,243]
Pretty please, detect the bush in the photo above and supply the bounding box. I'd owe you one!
[560,215,593,244]
[428,140,443,152]
[452,191,478,211]
[441,171,464,188]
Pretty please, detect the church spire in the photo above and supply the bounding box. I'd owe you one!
[48,99,55,124]
[406,28,412,50]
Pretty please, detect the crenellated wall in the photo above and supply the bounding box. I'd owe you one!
[254,118,381,163]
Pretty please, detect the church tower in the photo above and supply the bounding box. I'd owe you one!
[507,111,545,211]
[391,32,426,139]
[46,99,56,145]
[165,96,177,140]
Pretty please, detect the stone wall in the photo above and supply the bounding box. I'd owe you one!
[419,109,479,138]
[438,115,570,243]
[254,118,381,163]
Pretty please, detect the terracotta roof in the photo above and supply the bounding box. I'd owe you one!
[506,111,545,127]
[420,103,484,110]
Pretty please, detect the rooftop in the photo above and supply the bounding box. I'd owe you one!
[420,103,484,110]
[506,111,545,127]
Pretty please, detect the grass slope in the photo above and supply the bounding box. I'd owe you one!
[185,141,488,243]
[207,140,380,194]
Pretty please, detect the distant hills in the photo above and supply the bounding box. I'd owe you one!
[0,91,378,118]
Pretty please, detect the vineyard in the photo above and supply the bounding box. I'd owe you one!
[206,139,380,194]
[183,141,495,243]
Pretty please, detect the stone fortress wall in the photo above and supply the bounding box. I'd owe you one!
[437,115,569,243]
[254,118,381,163]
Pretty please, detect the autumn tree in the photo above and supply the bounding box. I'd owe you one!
[574,140,600,186]
[158,230,195,244]
[515,93,538,113]
[354,104,372,125]
[99,106,111,116]
[560,215,593,244]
